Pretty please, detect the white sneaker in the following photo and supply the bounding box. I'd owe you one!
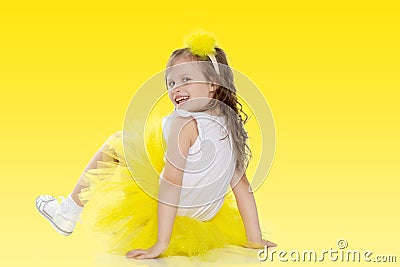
[35,195,81,236]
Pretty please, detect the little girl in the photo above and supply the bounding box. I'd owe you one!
[35,31,277,259]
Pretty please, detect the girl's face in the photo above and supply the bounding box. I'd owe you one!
[166,59,215,112]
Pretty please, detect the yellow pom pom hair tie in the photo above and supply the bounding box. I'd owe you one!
[184,30,221,75]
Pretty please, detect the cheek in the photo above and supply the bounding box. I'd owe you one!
[168,92,175,103]
[201,85,212,97]
[189,84,210,97]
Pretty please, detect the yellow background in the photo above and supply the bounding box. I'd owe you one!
[0,1,399,266]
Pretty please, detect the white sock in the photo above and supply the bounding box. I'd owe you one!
[63,194,83,215]
[42,194,83,223]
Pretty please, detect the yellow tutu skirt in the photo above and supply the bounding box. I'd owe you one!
[78,130,249,258]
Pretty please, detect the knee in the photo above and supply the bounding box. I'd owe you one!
[107,130,123,141]
[101,130,123,150]
[112,130,123,139]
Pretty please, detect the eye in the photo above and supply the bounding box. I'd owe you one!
[182,77,191,82]
[167,81,175,89]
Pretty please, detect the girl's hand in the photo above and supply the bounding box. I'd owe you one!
[125,242,168,259]
[262,239,277,248]
[245,239,277,249]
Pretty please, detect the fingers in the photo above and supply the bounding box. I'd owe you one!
[126,243,165,260]
[126,249,145,258]
[135,253,153,259]
[126,249,157,259]
[263,239,277,247]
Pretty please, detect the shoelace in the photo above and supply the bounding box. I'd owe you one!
[58,196,82,224]
[42,195,54,201]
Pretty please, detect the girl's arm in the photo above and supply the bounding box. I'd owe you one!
[230,169,276,248]
[126,116,196,259]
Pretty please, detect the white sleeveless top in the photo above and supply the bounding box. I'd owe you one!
[160,109,236,221]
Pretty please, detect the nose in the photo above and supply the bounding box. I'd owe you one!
[169,84,183,95]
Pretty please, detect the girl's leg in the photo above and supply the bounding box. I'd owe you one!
[36,131,121,235]
[70,135,120,207]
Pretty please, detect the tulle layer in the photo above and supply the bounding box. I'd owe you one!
[78,131,248,258]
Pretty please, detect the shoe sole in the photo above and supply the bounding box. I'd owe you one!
[35,196,73,236]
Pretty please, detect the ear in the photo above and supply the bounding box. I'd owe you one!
[209,82,217,92]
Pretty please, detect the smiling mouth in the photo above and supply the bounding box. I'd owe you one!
[176,96,190,105]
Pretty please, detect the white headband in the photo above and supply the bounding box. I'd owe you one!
[207,54,220,75]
